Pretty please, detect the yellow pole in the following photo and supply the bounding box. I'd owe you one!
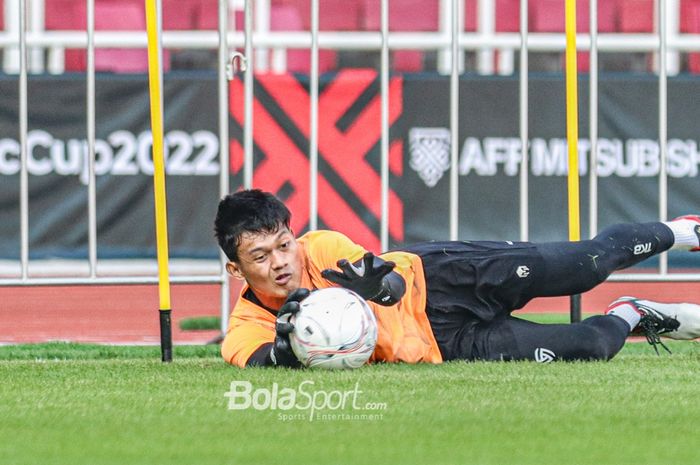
[565,0,581,242]
[565,0,582,322]
[145,0,173,361]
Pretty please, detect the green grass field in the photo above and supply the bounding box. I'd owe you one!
[1,335,699,465]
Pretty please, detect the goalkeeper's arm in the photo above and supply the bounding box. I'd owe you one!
[246,343,274,367]
[321,252,407,306]
[246,289,310,368]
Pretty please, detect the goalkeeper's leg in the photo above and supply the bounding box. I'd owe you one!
[471,315,630,361]
[521,222,675,301]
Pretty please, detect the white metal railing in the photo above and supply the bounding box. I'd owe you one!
[519,0,529,241]
[18,0,29,281]
[2,1,699,339]
[449,0,460,240]
[6,30,700,54]
[0,0,691,74]
[659,0,670,275]
[0,275,226,286]
[0,0,236,336]
[588,0,599,240]
[0,0,695,77]
[217,0,232,330]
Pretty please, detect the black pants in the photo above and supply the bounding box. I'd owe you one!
[404,222,674,362]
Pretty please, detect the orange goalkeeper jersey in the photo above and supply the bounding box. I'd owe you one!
[221,230,443,367]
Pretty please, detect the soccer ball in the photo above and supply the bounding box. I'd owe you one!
[289,287,378,369]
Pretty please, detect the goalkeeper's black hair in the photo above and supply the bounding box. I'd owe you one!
[214,189,291,262]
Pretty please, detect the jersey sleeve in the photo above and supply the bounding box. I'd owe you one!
[220,299,276,368]
[302,230,368,273]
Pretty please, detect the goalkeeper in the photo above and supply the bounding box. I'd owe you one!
[214,189,700,368]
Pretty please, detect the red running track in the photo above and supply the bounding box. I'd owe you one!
[1,280,698,344]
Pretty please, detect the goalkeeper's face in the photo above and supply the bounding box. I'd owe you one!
[227,227,303,302]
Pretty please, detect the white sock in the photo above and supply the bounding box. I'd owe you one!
[607,304,641,331]
[664,219,700,250]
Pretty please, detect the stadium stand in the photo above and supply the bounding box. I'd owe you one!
[496,0,520,33]
[274,0,363,30]
[361,0,478,72]
[163,0,197,30]
[617,0,655,71]
[269,0,341,73]
[192,0,219,29]
[44,0,86,71]
[363,0,441,71]
[44,0,168,72]
[530,0,594,71]
[93,1,151,73]
[619,0,654,32]
[491,0,520,74]
[7,0,700,74]
[528,0,645,72]
[165,0,219,69]
[270,0,365,72]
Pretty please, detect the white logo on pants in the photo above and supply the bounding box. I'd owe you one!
[534,348,556,363]
[516,265,530,278]
[633,243,652,255]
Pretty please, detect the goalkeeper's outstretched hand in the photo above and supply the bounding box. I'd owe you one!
[271,288,310,368]
[321,252,396,302]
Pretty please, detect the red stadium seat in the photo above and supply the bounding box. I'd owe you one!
[492,0,521,74]
[681,0,700,73]
[362,0,477,72]
[163,0,198,30]
[318,0,362,30]
[363,3,439,39]
[363,0,441,72]
[0,0,4,31]
[45,0,86,71]
[465,0,478,32]
[363,0,439,31]
[270,3,337,73]
[597,0,619,33]
[681,0,698,32]
[529,0,613,71]
[271,4,303,32]
[274,0,362,31]
[530,0,591,32]
[617,0,654,72]
[498,0,616,33]
[45,0,84,30]
[45,0,169,73]
[191,0,220,30]
[496,0,520,33]
[93,0,153,73]
[187,0,243,31]
[270,0,369,73]
[619,0,654,32]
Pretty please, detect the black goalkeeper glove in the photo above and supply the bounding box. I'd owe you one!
[321,252,405,306]
[270,288,311,368]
